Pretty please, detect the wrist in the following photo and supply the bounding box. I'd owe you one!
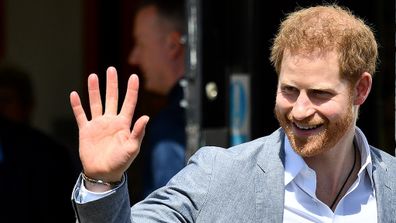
[82,172,122,192]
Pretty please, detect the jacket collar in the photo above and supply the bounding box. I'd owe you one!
[370,148,395,223]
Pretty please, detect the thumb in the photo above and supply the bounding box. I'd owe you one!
[131,115,150,144]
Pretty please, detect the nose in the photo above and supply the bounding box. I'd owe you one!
[128,47,139,66]
[290,92,315,120]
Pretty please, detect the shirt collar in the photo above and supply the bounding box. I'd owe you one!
[284,127,374,187]
[354,127,374,186]
[284,137,305,186]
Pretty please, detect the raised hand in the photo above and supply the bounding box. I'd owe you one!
[70,67,149,187]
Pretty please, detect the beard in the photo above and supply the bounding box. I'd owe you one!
[274,103,354,157]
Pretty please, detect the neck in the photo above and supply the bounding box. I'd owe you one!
[304,128,360,211]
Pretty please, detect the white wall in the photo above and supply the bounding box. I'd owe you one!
[4,0,83,142]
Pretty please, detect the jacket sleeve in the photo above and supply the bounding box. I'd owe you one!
[130,147,215,222]
[72,174,132,223]
[72,147,216,223]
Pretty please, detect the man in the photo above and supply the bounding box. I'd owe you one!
[128,0,186,196]
[0,66,77,222]
[70,4,396,222]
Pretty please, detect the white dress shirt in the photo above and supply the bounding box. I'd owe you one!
[283,127,377,222]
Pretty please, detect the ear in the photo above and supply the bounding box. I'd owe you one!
[353,72,372,105]
[166,31,184,59]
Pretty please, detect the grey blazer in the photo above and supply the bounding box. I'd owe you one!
[73,129,396,223]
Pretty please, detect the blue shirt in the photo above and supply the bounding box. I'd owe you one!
[142,82,186,196]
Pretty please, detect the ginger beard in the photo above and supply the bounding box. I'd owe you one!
[274,98,354,157]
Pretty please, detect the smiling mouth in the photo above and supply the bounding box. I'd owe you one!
[292,122,324,133]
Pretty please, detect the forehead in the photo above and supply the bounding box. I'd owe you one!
[279,50,345,88]
[133,6,161,36]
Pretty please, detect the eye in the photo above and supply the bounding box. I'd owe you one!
[310,90,333,99]
[281,86,299,95]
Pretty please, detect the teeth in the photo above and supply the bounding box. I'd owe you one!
[295,123,318,130]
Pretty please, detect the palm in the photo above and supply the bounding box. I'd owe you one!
[70,67,148,182]
[79,115,133,176]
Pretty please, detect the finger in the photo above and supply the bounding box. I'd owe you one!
[70,91,88,128]
[88,73,103,119]
[105,66,119,115]
[120,74,139,123]
[130,115,150,145]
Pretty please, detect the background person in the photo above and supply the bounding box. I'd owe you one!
[128,0,187,197]
[0,65,77,222]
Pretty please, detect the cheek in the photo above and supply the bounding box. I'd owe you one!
[142,47,154,59]
[317,102,346,121]
[275,93,292,113]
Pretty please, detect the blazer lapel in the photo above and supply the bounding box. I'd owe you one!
[255,129,285,222]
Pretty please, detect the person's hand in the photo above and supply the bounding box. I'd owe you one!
[70,67,149,188]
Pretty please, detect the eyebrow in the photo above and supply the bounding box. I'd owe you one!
[279,82,336,92]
